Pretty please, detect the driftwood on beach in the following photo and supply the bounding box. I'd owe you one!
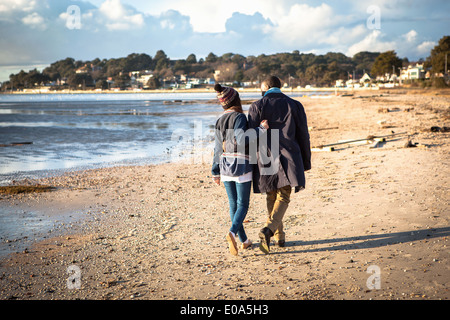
[312,132,408,151]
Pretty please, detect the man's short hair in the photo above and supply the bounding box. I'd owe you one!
[264,76,282,89]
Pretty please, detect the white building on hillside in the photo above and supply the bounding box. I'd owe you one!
[400,63,425,80]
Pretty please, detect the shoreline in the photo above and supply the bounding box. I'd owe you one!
[1,87,369,95]
[2,86,449,97]
[0,91,448,300]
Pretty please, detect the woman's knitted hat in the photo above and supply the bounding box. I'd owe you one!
[214,83,238,108]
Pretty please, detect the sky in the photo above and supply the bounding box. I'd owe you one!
[0,0,449,81]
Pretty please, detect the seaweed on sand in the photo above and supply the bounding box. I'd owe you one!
[0,185,56,194]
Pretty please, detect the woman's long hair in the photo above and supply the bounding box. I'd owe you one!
[227,101,243,114]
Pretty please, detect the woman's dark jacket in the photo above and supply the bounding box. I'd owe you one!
[212,111,266,178]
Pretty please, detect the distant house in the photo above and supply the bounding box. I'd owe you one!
[400,63,425,80]
[136,73,153,86]
[376,73,394,83]
[75,66,89,74]
[179,74,188,83]
[345,79,356,88]
[359,73,372,83]
[75,63,101,74]
[189,78,201,85]
[335,79,344,87]
[56,78,68,85]
[242,81,258,87]
[204,78,215,85]
[213,70,221,82]
[129,71,141,77]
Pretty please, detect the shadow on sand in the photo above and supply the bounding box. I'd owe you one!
[270,226,450,255]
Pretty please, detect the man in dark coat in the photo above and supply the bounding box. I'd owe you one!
[247,75,311,254]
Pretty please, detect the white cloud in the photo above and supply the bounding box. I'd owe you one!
[404,30,418,42]
[398,30,436,58]
[417,41,436,56]
[346,28,438,61]
[135,0,287,33]
[99,0,144,30]
[397,30,439,59]
[160,19,174,30]
[99,0,124,20]
[182,2,233,33]
[266,3,368,53]
[0,0,36,12]
[347,30,396,56]
[225,12,273,35]
[324,25,367,47]
[105,13,144,30]
[270,3,336,45]
[158,10,191,32]
[21,12,46,29]
[73,0,446,60]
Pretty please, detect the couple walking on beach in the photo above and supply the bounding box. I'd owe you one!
[212,76,311,255]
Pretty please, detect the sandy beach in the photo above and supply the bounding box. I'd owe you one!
[0,89,448,300]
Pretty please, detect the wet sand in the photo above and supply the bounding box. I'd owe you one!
[0,89,449,300]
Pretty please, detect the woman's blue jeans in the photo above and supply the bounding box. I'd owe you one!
[223,180,251,243]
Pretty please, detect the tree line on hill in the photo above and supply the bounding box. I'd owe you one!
[2,35,448,91]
